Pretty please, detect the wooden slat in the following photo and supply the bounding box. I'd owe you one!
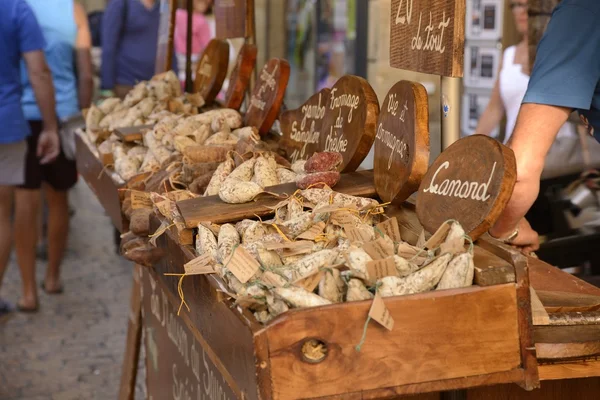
[536,290,600,313]
[114,125,154,143]
[539,361,600,381]
[266,285,522,399]
[536,342,600,361]
[530,288,550,326]
[177,170,377,228]
[529,257,600,297]
[535,325,600,344]
[473,246,516,286]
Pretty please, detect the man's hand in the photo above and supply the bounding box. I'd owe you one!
[37,129,60,164]
[490,218,540,255]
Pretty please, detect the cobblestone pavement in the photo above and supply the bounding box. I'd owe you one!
[0,182,146,400]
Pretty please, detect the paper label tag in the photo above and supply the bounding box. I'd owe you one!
[416,230,426,248]
[184,254,215,275]
[260,271,288,287]
[131,190,153,210]
[296,221,326,240]
[168,190,196,202]
[295,270,324,292]
[226,247,261,284]
[283,242,315,257]
[314,204,356,214]
[369,292,394,331]
[366,257,397,280]
[424,222,451,250]
[330,211,358,226]
[155,199,173,218]
[363,238,395,260]
[376,217,402,242]
[345,226,372,243]
[236,296,263,308]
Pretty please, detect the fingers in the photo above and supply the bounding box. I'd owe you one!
[39,148,59,164]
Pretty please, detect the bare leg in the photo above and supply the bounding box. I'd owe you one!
[14,188,40,309]
[43,184,69,292]
[0,185,14,289]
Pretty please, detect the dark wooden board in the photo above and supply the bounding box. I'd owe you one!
[214,0,248,39]
[416,135,517,240]
[194,39,230,104]
[279,89,330,163]
[118,265,142,400]
[535,291,600,313]
[374,80,430,204]
[114,125,154,143]
[154,0,176,74]
[318,75,380,172]
[224,43,258,110]
[244,58,291,135]
[389,0,465,77]
[529,257,600,298]
[467,378,600,399]
[177,170,376,228]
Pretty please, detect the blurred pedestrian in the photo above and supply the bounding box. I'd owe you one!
[0,0,59,315]
[20,0,94,297]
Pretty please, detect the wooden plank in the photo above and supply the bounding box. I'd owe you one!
[536,342,600,361]
[530,288,550,326]
[118,265,143,400]
[389,0,465,77]
[466,377,600,399]
[177,170,377,228]
[114,125,154,143]
[473,246,516,286]
[154,0,176,74]
[539,361,600,381]
[534,325,600,344]
[536,290,600,313]
[528,257,600,297]
[548,311,600,326]
[266,284,522,399]
[214,0,247,39]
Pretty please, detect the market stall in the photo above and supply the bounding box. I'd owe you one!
[72,1,600,399]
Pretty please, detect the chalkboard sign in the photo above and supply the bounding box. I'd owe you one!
[215,0,248,39]
[224,43,258,110]
[416,135,516,239]
[318,75,380,172]
[244,58,291,135]
[279,89,330,163]
[194,39,230,104]
[374,81,430,204]
[389,0,465,77]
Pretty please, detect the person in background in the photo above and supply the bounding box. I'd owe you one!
[19,0,94,298]
[174,0,213,84]
[489,0,600,253]
[101,0,176,99]
[0,0,60,315]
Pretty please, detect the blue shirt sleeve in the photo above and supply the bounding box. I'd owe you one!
[101,0,126,90]
[15,0,45,54]
[523,1,600,110]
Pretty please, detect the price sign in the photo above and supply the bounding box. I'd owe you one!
[244,58,291,135]
[389,0,465,77]
[318,75,380,172]
[194,39,230,104]
[416,135,516,239]
[374,81,430,204]
[280,89,330,164]
[224,43,258,110]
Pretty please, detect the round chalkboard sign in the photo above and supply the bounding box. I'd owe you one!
[374,80,430,204]
[224,43,257,111]
[416,135,517,240]
[317,75,380,172]
[194,39,230,104]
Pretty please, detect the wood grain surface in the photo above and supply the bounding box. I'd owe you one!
[177,170,376,228]
[318,75,380,172]
[118,265,142,400]
[154,0,176,74]
[389,0,465,77]
[265,284,521,399]
[194,39,230,104]
[536,342,600,361]
[279,89,330,163]
[528,257,600,297]
[536,290,600,313]
[538,362,600,381]
[473,246,515,286]
[374,80,430,204]
[214,0,247,38]
[416,135,517,239]
[244,58,291,135]
[224,43,258,110]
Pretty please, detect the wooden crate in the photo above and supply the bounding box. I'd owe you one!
[149,202,539,400]
[75,134,128,232]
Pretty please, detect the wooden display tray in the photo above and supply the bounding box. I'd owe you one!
[149,201,539,400]
[176,170,377,228]
[75,134,128,232]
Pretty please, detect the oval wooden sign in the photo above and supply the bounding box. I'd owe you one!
[224,43,257,111]
[374,80,430,204]
[244,58,291,135]
[279,88,330,163]
[416,135,517,240]
[318,75,380,172]
[194,39,230,104]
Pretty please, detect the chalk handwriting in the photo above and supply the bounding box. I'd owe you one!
[423,161,496,201]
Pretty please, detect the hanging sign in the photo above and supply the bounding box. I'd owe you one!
[389,0,466,77]
[244,58,291,135]
[279,89,330,163]
[317,75,380,172]
[416,135,516,239]
[374,80,430,204]
[224,43,258,110]
[215,0,248,39]
[194,39,230,104]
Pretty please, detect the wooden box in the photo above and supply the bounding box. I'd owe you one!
[148,202,539,400]
[75,134,128,232]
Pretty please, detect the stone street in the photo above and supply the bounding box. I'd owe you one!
[0,182,145,400]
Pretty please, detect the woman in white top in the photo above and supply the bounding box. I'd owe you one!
[475,0,575,148]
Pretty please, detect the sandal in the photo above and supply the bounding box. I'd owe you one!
[41,282,64,295]
[0,298,14,317]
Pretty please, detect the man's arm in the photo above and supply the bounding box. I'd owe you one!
[74,1,93,109]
